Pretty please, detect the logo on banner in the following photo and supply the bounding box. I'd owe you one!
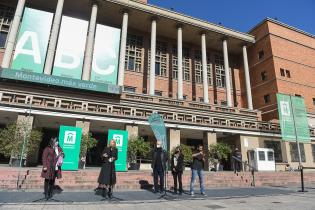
[64,131,76,144]
[113,134,123,146]
[280,101,290,116]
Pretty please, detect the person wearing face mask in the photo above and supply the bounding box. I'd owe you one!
[97,140,118,199]
[151,140,168,193]
[41,137,64,200]
[171,146,184,195]
[190,145,206,197]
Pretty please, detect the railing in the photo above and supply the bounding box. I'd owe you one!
[232,156,256,187]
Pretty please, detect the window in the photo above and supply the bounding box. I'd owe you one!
[264,141,282,162]
[123,86,136,93]
[286,70,291,78]
[194,50,212,85]
[154,90,163,96]
[148,41,167,76]
[280,68,285,76]
[264,94,270,103]
[199,97,204,102]
[261,71,267,81]
[295,94,302,97]
[290,142,306,162]
[172,47,190,81]
[258,151,265,161]
[258,50,264,60]
[313,98,315,106]
[267,151,274,161]
[0,4,14,48]
[215,55,225,87]
[221,100,227,106]
[125,34,143,72]
[312,144,315,162]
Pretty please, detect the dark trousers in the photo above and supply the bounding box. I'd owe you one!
[172,172,183,193]
[234,161,242,172]
[153,167,164,192]
[44,178,55,198]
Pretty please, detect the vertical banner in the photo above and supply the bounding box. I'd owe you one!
[291,96,310,142]
[148,113,168,151]
[108,129,128,172]
[12,7,53,73]
[52,16,88,79]
[90,24,121,85]
[59,126,83,170]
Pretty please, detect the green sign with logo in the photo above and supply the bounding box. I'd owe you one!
[91,24,121,85]
[52,16,88,79]
[277,93,310,142]
[108,129,128,171]
[59,126,83,171]
[12,7,53,73]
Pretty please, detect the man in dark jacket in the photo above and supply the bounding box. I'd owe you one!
[233,148,242,173]
[151,140,168,193]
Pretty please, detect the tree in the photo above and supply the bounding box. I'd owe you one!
[80,132,97,169]
[208,143,231,171]
[127,136,150,164]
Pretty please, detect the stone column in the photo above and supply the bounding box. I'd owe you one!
[201,33,209,103]
[117,11,129,86]
[222,39,232,107]
[168,128,181,154]
[203,131,217,171]
[76,120,90,135]
[43,0,64,74]
[125,124,139,139]
[82,2,99,81]
[177,26,183,100]
[149,18,157,95]
[242,45,253,110]
[1,0,26,68]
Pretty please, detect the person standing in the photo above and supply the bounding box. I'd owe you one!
[41,137,64,200]
[151,140,168,193]
[97,140,118,199]
[171,146,184,195]
[190,145,206,196]
[233,148,242,173]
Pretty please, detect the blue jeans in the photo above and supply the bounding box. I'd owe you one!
[190,169,205,194]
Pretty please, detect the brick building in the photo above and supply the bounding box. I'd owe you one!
[0,0,314,171]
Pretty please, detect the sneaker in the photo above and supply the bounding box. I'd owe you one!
[201,192,207,197]
[190,192,195,196]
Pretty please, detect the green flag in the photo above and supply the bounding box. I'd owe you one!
[148,113,167,151]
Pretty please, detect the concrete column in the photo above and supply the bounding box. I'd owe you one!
[203,131,217,171]
[177,26,183,100]
[82,2,99,81]
[117,12,129,86]
[242,45,253,110]
[201,33,209,103]
[222,39,232,107]
[239,135,259,167]
[43,0,64,75]
[168,128,181,154]
[125,124,139,139]
[1,0,26,68]
[75,120,90,135]
[149,19,157,95]
[304,143,313,167]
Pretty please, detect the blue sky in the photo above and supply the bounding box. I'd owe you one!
[148,0,315,35]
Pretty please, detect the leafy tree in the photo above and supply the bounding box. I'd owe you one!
[208,143,231,162]
[127,136,150,163]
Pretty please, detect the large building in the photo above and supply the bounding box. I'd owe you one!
[0,0,314,170]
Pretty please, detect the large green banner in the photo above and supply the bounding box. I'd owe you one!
[148,113,168,151]
[12,7,53,73]
[91,24,121,85]
[59,126,83,171]
[277,93,310,142]
[52,16,88,79]
[108,129,128,171]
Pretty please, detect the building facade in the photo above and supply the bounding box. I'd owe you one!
[0,0,314,170]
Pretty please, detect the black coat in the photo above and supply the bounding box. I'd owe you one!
[171,153,184,174]
[98,147,118,185]
[151,148,168,171]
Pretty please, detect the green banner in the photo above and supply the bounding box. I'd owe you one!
[52,16,88,79]
[148,113,168,151]
[12,7,53,73]
[59,126,82,171]
[91,24,121,85]
[277,93,310,142]
[108,129,128,172]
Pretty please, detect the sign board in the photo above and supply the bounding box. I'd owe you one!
[277,93,310,142]
[59,126,82,170]
[107,129,128,172]
[148,113,168,151]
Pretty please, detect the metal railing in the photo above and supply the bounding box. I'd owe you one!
[232,156,256,187]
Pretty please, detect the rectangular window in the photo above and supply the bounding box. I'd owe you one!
[295,94,302,97]
[261,71,267,81]
[285,70,291,78]
[194,50,213,85]
[199,97,204,102]
[258,151,265,161]
[312,144,315,162]
[215,55,226,88]
[125,34,143,72]
[313,98,315,106]
[264,140,282,162]
[148,41,167,76]
[267,151,274,161]
[172,47,190,81]
[221,100,227,106]
[154,90,163,96]
[258,50,264,60]
[0,4,14,48]
[123,86,136,93]
[280,68,285,77]
[290,142,306,162]
[264,94,270,104]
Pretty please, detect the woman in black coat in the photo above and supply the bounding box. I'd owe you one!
[171,146,184,195]
[97,140,118,199]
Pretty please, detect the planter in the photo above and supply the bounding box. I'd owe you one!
[10,158,26,167]
[129,162,140,170]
